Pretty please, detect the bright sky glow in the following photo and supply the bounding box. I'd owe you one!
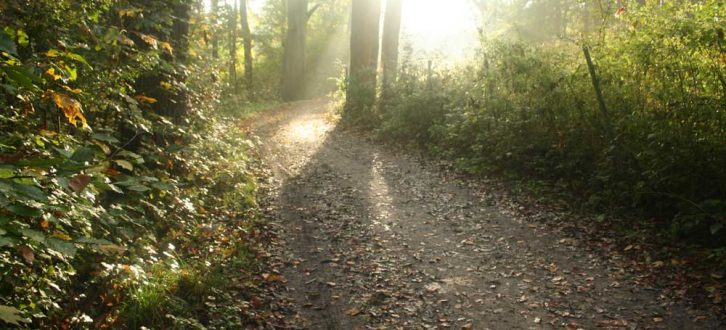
[203,0,481,64]
[400,0,480,63]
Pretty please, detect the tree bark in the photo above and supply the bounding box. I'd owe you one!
[281,0,308,101]
[230,1,239,94]
[380,0,402,107]
[240,0,253,97]
[211,0,219,59]
[346,0,381,115]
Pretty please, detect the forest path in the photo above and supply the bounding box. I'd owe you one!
[245,99,720,330]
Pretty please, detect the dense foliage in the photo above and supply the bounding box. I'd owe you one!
[0,0,270,328]
[375,2,725,248]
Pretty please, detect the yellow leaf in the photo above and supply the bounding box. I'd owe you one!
[46,90,88,128]
[62,85,82,94]
[46,49,60,58]
[118,35,135,47]
[138,33,158,49]
[135,95,157,104]
[160,42,173,54]
[160,81,172,90]
[118,8,143,18]
[46,68,62,81]
[51,231,73,241]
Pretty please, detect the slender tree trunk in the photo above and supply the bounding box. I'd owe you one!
[240,0,253,97]
[380,0,402,107]
[230,1,239,94]
[211,0,218,59]
[170,1,190,121]
[346,0,381,116]
[281,0,308,101]
[583,46,612,132]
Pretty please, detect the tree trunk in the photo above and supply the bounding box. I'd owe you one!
[211,0,219,59]
[169,1,190,120]
[380,0,402,107]
[230,1,239,94]
[281,0,308,101]
[346,0,381,115]
[240,0,253,97]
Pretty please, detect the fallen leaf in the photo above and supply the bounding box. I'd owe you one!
[597,319,628,327]
[548,262,558,273]
[345,307,361,316]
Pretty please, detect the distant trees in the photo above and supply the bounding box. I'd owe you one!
[241,0,254,97]
[281,0,310,101]
[380,0,403,107]
[345,0,381,119]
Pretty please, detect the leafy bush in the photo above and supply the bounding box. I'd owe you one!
[378,2,726,245]
[0,1,269,328]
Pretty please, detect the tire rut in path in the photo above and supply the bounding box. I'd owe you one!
[249,100,722,329]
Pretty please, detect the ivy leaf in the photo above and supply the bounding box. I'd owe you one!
[0,305,24,326]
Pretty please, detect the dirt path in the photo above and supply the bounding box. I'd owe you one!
[247,100,722,329]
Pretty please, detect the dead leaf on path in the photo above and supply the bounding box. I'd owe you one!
[262,273,287,283]
[596,319,628,327]
[548,262,558,273]
[345,307,361,316]
[461,323,473,329]
[565,322,579,330]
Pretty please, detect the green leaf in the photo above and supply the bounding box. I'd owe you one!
[76,237,113,245]
[64,52,92,68]
[20,228,45,243]
[11,182,48,202]
[0,305,24,326]
[0,236,16,247]
[0,165,14,179]
[114,159,134,171]
[126,185,150,192]
[18,157,64,168]
[1,66,36,89]
[45,237,77,258]
[0,33,18,57]
[5,204,41,217]
[71,146,97,163]
[91,133,120,144]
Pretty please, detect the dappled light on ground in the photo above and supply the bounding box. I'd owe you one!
[369,153,394,232]
[287,117,330,143]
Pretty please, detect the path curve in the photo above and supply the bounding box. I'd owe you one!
[248,100,722,330]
